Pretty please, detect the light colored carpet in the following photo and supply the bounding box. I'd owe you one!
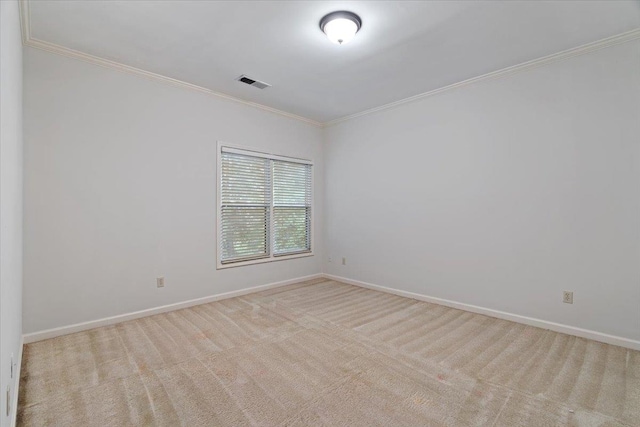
[18,278,640,426]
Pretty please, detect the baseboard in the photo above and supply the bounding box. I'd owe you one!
[9,335,23,427]
[322,274,640,351]
[23,273,323,344]
[23,272,640,351]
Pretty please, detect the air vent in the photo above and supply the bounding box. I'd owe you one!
[236,75,271,90]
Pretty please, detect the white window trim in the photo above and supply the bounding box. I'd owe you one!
[216,141,314,269]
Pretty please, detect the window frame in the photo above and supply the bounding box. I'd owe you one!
[216,141,314,269]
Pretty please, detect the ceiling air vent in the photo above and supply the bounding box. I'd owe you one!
[236,75,271,90]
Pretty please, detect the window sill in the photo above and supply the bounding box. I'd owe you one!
[216,251,314,270]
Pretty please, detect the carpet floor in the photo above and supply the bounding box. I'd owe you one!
[18,278,640,426]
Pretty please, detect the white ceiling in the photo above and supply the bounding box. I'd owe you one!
[27,1,640,123]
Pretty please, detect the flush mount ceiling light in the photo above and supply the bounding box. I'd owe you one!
[319,11,362,45]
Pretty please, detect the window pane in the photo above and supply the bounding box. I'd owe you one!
[273,160,311,255]
[221,152,270,205]
[273,161,312,206]
[221,206,269,262]
[273,207,310,255]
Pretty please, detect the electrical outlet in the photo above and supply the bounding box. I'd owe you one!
[157,277,165,288]
[342,257,346,265]
[328,256,332,263]
[563,291,573,304]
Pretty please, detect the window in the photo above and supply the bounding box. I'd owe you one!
[217,144,312,267]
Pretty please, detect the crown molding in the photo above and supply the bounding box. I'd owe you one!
[18,0,640,128]
[23,38,323,127]
[323,27,640,127]
[18,1,322,128]
[19,0,30,44]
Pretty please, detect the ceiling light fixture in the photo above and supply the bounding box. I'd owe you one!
[319,11,362,45]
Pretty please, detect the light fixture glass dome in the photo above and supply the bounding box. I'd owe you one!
[320,11,362,45]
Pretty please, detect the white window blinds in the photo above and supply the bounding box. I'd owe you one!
[273,161,312,256]
[219,146,312,266]
[220,152,271,263]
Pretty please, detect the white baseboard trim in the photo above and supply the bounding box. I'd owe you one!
[323,274,640,351]
[10,335,24,427]
[23,273,323,344]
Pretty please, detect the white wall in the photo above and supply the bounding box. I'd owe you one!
[22,34,640,346]
[324,40,640,342]
[23,48,323,334]
[0,0,24,425]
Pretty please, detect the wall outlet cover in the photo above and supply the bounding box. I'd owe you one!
[563,291,573,304]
